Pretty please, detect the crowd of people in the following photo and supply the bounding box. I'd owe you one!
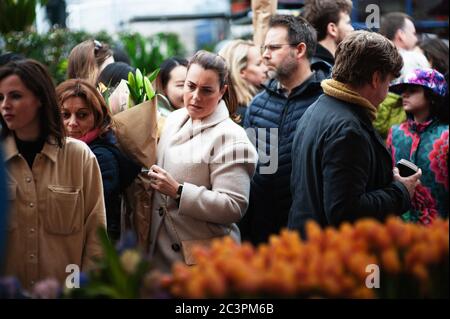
[0,0,448,292]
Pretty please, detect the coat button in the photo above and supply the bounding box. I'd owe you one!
[171,243,181,252]
[158,207,164,216]
[26,177,32,183]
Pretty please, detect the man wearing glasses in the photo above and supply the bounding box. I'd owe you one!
[240,14,328,245]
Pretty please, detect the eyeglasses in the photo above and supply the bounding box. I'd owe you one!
[260,43,299,54]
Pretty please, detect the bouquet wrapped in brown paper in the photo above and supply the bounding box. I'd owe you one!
[107,68,159,250]
[252,0,278,47]
[111,68,159,168]
[107,79,129,115]
[113,98,158,168]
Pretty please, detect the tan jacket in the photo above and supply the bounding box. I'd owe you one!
[3,135,106,289]
[149,101,258,273]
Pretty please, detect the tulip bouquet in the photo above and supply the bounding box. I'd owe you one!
[162,217,449,299]
[126,68,159,106]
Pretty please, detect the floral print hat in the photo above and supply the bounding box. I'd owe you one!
[390,68,448,97]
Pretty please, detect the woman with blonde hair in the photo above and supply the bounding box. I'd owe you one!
[219,39,268,124]
[67,39,114,86]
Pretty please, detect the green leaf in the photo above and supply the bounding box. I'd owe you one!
[148,68,160,83]
[82,283,122,299]
[127,260,151,295]
[128,71,136,90]
[127,71,140,104]
[127,94,134,108]
[0,0,37,33]
[143,76,155,101]
[135,68,144,91]
[96,228,128,295]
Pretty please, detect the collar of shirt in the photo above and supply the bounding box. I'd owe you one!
[3,134,59,163]
[276,81,289,98]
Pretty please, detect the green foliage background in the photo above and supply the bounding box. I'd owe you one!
[0,0,49,34]
[1,29,185,84]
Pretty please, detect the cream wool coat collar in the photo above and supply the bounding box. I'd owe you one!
[157,100,233,166]
[167,100,230,144]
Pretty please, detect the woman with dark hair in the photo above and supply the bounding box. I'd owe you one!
[387,68,448,224]
[112,47,132,65]
[0,52,25,67]
[56,79,140,241]
[155,57,188,117]
[418,37,449,76]
[0,59,106,289]
[97,62,136,115]
[148,50,258,272]
[98,61,135,89]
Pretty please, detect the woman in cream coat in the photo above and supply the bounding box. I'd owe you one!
[148,51,258,273]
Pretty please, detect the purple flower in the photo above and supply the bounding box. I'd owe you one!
[79,272,89,288]
[0,276,28,299]
[31,278,62,299]
[115,230,138,254]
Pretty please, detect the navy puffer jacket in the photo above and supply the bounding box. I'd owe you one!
[89,130,140,240]
[240,65,328,244]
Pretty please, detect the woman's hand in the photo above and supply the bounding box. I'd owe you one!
[148,165,180,199]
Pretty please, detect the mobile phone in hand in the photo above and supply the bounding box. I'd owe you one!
[396,159,419,177]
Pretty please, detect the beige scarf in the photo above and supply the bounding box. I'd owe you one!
[321,79,377,121]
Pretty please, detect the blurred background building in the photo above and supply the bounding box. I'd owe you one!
[1,0,446,80]
[33,0,448,54]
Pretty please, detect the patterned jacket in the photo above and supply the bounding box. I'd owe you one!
[387,118,449,224]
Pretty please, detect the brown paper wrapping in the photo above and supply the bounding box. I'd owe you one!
[112,99,158,169]
[252,0,278,47]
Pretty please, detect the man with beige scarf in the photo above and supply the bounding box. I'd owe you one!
[288,31,422,236]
